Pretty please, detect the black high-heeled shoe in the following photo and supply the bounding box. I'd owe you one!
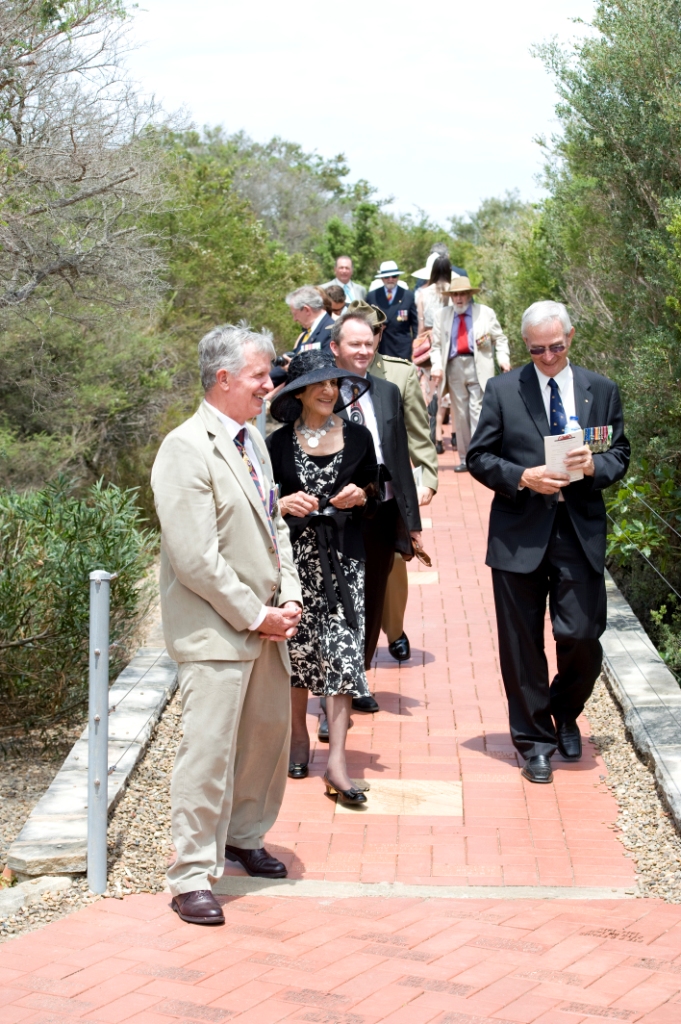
[324,773,367,806]
[288,762,309,779]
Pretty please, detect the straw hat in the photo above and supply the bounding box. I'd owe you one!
[443,275,480,295]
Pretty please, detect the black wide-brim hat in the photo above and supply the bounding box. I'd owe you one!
[270,350,370,424]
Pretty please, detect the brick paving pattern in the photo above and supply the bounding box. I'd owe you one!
[4,448,680,1023]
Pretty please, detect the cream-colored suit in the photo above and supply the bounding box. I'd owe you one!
[431,302,510,458]
[151,402,302,896]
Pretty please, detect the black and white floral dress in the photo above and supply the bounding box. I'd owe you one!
[288,438,369,698]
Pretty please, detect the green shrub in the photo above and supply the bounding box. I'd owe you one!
[0,479,157,733]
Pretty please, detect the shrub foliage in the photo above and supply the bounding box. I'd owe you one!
[0,480,156,732]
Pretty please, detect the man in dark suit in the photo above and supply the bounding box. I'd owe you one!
[330,311,422,711]
[366,260,419,360]
[271,286,336,387]
[467,300,630,784]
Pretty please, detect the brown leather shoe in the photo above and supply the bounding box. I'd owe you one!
[224,844,287,878]
[171,889,224,925]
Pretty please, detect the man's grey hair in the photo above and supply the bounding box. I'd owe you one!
[429,242,449,259]
[198,321,275,392]
[521,300,573,340]
[335,254,353,266]
[329,311,373,345]
[285,285,325,311]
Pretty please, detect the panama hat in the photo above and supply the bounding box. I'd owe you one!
[443,275,480,295]
[269,350,370,423]
[374,260,403,279]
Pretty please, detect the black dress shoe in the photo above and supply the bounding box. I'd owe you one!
[451,434,457,450]
[224,845,287,878]
[454,463,468,473]
[520,755,554,784]
[556,720,582,761]
[435,440,445,455]
[318,715,353,741]
[171,890,224,925]
[388,632,411,662]
[324,773,367,806]
[288,762,309,779]
[352,695,379,713]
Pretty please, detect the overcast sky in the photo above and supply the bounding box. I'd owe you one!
[125,0,596,226]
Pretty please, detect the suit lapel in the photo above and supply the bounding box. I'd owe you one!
[198,404,271,528]
[519,363,550,440]
[571,365,594,428]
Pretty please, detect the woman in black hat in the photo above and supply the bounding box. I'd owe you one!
[266,351,381,806]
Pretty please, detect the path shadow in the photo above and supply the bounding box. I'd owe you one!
[460,732,602,771]
[374,648,437,667]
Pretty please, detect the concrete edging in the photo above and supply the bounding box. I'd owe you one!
[7,647,177,877]
[602,570,681,829]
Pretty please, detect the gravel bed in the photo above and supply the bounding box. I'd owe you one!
[585,676,681,902]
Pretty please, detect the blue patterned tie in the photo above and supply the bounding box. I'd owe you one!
[548,378,567,435]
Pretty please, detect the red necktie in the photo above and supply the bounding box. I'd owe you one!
[456,314,470,356]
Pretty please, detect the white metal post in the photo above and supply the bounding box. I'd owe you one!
[87,570,113,894]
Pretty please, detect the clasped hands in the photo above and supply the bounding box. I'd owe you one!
[279,485,366,518]
[519,445,595,495]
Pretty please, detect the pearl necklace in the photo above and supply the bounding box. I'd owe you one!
[296,415,335,449]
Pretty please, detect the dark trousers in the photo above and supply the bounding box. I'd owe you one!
[491,505,607,759]
[362,499,399,670]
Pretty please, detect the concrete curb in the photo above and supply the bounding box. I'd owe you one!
[7,648,177,877]
[213,877,637,900]
[602,571,681,829]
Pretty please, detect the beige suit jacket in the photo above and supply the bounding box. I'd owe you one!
[431,302,510,393]
[369,353,439,493]
[151,403,302,666]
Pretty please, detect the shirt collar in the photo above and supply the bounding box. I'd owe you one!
[534,359,572,391]
[204,399,246,439]
[309,310,326,333]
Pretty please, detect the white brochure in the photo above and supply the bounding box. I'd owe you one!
[544,428,584,483]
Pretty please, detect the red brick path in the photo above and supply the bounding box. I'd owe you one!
[257,450,635,890]
[3,892,681,1022]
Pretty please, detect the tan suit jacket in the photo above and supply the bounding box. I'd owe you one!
[369,353,439,493]
[151,402,302,666]
[431,302,510,393]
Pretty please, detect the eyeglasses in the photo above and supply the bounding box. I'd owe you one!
[527,344,567,356]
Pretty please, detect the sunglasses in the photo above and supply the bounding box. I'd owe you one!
[528,343,567,356]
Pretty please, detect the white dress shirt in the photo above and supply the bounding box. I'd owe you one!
[533,361,576,502]
[534,360,576,424]
[204,400,268,630]
[342,380,393,500]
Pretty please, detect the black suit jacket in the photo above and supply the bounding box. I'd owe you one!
[467,362,630,574]
[295,312,335,356]
[341,374,421,553]
[366,286,419,360]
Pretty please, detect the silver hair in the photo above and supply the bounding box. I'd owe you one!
[521,300,572,340]
[198,321,275,392]
[285,285,325,311]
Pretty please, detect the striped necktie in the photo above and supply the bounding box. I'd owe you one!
[234,428,279,566]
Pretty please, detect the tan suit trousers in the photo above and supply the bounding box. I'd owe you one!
[167,640,291,896]
[446,354,483,459]
[381,554,409,643]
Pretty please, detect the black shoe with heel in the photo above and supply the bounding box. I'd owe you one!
[324,773,367,806]
[288,762,309,779]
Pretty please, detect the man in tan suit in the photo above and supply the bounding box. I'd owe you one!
[431,276,511,471]
[151,323,303,926]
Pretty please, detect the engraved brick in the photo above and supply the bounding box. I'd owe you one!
[470,936,547,954]
[134,965,206,982]
[560,1003,634,1020]
[398,974,475,995]
[156,1000,234,1021]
